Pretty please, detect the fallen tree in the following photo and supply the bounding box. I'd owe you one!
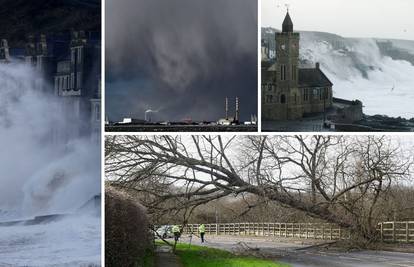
[105,135,413,243]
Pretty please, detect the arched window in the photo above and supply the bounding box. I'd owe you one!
[281,94,286,104]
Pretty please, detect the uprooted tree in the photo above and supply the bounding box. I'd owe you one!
[105,135,413,242]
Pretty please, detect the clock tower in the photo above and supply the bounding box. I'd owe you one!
[275,11,301,119]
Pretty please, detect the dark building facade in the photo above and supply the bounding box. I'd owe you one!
[2,31,101,143]
[262,12,333,121]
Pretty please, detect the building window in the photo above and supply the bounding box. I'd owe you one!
[313,89,318,100]
[71,49,76,63]
[280,65,286,81]
[77,47,82,62]
[71,73,75,89]
[266,95,273,103]
[281,94,286,104]
[294,93,297,104]
[267,84,272,91]
[319,88,323,100]
[325,88,329,100]
[304,88,309,101]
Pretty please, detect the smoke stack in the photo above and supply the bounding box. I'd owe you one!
[235,97,239,122]
[225,97,228,120]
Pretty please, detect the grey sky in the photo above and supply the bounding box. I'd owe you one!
[262,0,414,40]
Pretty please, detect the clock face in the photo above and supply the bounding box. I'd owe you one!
[281,44,286,50]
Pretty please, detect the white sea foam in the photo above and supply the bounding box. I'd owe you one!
[300,35,414,118]
[0,62,100,265]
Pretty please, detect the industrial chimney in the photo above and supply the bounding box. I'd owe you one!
[225,97,229,120]
[235,97,239,123]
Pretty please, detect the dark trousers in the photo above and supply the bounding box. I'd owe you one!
[174,232,180,242]
[200,232,205,243]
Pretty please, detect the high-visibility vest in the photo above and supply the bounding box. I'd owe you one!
[172,225,180,233]
[199,224,205,233]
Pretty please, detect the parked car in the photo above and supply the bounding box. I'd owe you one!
[155,225,174,239]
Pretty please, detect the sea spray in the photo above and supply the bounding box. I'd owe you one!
[0,62,100,218]
[299,34,414,118]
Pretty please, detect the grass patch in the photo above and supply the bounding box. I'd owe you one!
[174,243,290,267]
[135,247,154,267]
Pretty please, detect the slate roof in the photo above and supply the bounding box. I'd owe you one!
[298,68,333,88]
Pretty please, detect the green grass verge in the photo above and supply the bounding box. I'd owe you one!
[174,243,290,267]
[135,247,154,267]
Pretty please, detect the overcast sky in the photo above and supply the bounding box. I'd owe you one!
[106,0,257,122]
[262,0,414,40]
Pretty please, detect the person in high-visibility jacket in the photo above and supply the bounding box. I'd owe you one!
[172,225,180,242]
[198,224,206,243]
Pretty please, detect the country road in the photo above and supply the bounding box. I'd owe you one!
[178,236,414,267]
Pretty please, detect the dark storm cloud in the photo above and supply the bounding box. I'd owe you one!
[105,0,257,122]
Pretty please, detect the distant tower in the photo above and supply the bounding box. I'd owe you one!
[235,97,239,122]
[0,39,10,62]
[276,11,302,119]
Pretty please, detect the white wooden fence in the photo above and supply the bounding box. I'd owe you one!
[378,221,414,243]
[183,222,350,240]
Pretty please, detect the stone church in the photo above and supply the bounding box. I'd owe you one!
[262,12,333,121]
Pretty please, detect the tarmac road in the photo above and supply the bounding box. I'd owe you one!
[179,235,414,267]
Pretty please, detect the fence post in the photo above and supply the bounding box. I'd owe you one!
[406,222,409,243]
[322,224,325,240]
[306,224,309,239]
[380,223,383,242]
[393,222,396,242]
[330,225,333,240]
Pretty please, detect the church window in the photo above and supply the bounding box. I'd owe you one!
[265,95,271,103]
[281,94,286,104]
[304,88,309,101]
[280,65,286,81]
[313,89,318,99]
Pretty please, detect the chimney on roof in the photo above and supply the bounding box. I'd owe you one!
[316,62,320,69]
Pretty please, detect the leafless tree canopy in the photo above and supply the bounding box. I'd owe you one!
[105,135,413,239]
